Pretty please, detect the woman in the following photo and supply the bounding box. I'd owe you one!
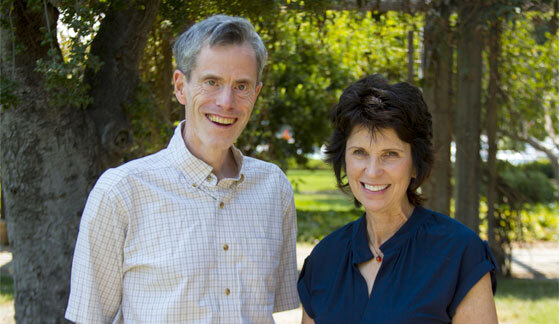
[298,74,498,324]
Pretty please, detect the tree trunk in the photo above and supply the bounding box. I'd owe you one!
[486,15,506,273]
[0,1,160,322]
[407,30,414,83]
[421,0,452,216]
[454,0,485,233]
[156,23,177,126]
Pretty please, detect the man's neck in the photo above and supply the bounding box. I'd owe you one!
[181,129,238,181]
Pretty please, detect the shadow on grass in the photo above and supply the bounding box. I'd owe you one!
[496,277,559,300]
[0,272,13,303]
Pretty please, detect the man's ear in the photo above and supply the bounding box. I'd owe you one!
[174,70,188,105]
[255,82,263,98]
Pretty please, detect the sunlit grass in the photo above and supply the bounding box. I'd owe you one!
[495,278,559,324]
[294,192,354,211]
[287,169,338,192]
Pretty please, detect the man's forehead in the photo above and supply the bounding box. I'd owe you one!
[194,42,259,81]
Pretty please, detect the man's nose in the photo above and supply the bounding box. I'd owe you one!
[216,86,234,109]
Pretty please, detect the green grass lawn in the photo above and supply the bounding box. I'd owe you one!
[495,278,559,324]
[0,274,13,304]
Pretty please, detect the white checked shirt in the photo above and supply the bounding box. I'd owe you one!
[65,122,299,323]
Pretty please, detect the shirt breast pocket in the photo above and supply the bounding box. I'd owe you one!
[238,237,282,305]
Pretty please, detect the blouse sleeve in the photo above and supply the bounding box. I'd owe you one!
[448,238,497,316]
[298,256,316,319]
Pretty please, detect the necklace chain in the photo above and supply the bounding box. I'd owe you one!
[369,240,383,263]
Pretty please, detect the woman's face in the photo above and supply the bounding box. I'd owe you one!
[345,126,416,216]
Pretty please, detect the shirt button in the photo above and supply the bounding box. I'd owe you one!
[219,202,225,209]
[223,244,229,251]
[206,175,212,181]
[192,183,197,188]
[225,288,230,295]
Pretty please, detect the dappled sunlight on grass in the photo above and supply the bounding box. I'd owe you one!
[287,169,338,192]
[496,278,559,324]
[294,192,354,211]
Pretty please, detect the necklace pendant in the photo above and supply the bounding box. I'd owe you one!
[376,256,382,263]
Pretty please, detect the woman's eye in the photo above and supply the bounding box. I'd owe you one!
[384,151,399,158]
[353,149,366,156]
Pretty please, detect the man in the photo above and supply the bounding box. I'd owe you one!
[65,15,299,323]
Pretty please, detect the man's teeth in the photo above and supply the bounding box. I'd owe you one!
[364,184,389,192]
[208,114,235,125]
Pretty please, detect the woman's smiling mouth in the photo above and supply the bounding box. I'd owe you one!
[363,183,390,192]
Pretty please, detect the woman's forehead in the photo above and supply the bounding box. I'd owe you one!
[347,126,409,149]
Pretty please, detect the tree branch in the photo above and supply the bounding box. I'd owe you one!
[327,0,426,13]
[544,104,559,150]
[84,0,161,168]
[500,129,559,182]
[9,0,60,83]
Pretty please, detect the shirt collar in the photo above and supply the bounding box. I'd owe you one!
[167,121,246,187]
[351,206,427,265]
[351,214,373,264]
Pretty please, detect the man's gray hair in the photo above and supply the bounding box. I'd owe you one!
[173,15,268,82]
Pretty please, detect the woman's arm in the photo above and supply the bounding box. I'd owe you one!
[452,273,498,324]
[302,308,315,324]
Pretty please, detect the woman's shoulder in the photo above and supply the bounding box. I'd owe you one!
[418,207,485,247]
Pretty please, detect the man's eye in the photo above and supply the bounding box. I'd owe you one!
[206,80,217,86]
[237,84,247,91]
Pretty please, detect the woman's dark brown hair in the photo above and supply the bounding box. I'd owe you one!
[324,74,434,206]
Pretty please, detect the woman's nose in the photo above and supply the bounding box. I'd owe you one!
[364,159,383,177]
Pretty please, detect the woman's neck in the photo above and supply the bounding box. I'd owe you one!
[366,203,414,247]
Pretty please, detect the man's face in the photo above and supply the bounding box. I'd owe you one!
[174,42,262,155]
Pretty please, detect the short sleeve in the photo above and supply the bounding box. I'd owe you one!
[448,238,497,316]
[65,172,128,323]
[297,256,315,319]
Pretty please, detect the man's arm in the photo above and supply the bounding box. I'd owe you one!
[65,173,127,323]
[273,175,299,312]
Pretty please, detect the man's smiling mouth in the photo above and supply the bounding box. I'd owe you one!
[207,114,236,125]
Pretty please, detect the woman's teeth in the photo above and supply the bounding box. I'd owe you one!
[364,184,389,192]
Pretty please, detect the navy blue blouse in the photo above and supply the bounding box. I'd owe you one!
[298,206,496,324]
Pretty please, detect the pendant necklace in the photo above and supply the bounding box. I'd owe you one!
[369,240,384,263]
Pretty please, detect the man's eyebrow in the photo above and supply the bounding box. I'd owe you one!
[235,78,253,84]
[199,73,222,81]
